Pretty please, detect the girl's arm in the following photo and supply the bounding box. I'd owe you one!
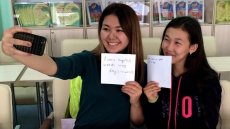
[143,81,161,103]
[202,78,222,129]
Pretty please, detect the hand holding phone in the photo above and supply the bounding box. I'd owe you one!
[13,32,47,56]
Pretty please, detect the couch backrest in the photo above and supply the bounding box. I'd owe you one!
[142,36,217,57]
[203,36,217,57]
[61,39,99,56]
[61,38,162,58]
[61,36,217,58]
[52,78,70,129]
[217,80,230,129]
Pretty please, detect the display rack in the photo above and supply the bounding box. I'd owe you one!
[9,0,230,57]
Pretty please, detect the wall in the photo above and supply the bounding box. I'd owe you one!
[0,7,3,39]
[0,0,14,40]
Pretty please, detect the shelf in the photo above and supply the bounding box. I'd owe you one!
[11,0,229,56]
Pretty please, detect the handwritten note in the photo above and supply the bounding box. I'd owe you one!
[101,53,136,85]
[147,55,172,88]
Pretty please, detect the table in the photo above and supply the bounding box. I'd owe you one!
[207,56,230,73]
[19,67,54,125]
[0,64,25,126]
[0,64,25,83]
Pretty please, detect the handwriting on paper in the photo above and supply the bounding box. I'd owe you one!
[147,55,172,88]
[101,53,136,85]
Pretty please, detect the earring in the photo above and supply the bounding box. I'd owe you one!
[190,52,193,55]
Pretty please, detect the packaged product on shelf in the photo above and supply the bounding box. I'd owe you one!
[226,1,230,22]
[187,0,204,22]
[106,0,124,6]
[216,1,226,23]
[125,0,145,24]
[14,2,51,27]
[63,2,82,26]
[175,0,187,18]
[86,0,103,25]
[50,1,82,27]
[158,0,175,23]
[33,3,52,26]
[14,3,35,26]
[153,0,159,24]
[50,2,65,26]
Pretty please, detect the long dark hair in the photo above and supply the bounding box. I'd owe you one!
[160,16,218,81]
[91,3,145,84]
[160,16,220,128]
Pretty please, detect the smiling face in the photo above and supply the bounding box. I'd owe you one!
[162,27,198,67]
[100,14,129,53]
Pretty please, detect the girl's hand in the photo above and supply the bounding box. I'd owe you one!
[143,81,161,103]
[2,26,32,56]
[121,81,142,105]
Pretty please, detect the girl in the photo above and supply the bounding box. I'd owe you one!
[2,3,145,129]
[142,16,221,129]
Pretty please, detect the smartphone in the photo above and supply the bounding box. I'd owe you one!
[13,32,47,56]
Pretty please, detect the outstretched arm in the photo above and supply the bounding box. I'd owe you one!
[2,26,57,75]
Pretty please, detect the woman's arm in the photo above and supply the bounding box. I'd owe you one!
[130,97,144,125]
[2,27,57,75]
[202,78,222,129]
[121,81,144,125]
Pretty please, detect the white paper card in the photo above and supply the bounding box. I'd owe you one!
[101,53,136,85]
[61,118,76,129]
[147,55,172,88]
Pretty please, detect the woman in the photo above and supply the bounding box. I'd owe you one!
[2,3,145,129]
[142,16,221,129]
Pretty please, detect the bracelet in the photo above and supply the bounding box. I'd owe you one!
[148,95,159,103]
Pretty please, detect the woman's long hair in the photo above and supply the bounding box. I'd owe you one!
[91,3,145,84]
[160,16,218,80]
